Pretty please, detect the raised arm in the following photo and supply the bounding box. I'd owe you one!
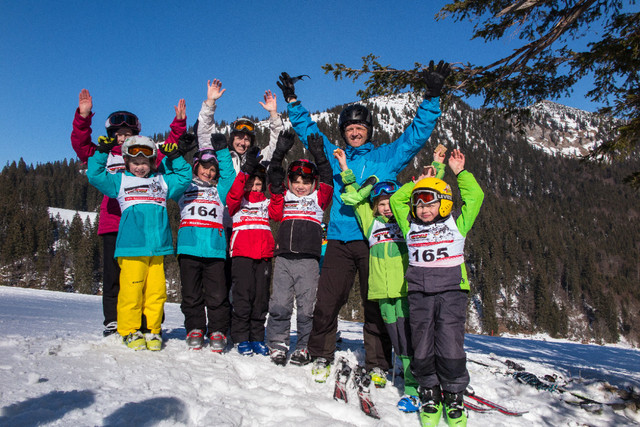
[258,90,285,163]
[390,182,414,237]
[197,79,225,150]
[71,89,97,163]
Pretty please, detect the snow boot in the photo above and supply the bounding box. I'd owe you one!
[270,348,287,366]
[397,394,421,413]
[145,333,162,351]
[237,341,253,355]
[369,367,387,388]
[289,348,311,366]
[208,331,227,353]
[311,357,331,383]
[186,329,204,350]
[418,385,443,427]
[250,341,269,356]
[443,390,467,426]
[123,331,146,351]
[103,321,118,337]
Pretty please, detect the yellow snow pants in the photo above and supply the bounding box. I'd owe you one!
[117,256,166,336]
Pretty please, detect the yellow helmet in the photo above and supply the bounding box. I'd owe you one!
[411,177,453,218]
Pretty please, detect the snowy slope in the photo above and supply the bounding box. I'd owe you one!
[0,286,638,426]
[48,207,97,225]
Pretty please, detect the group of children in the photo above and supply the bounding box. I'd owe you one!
[74,73,483,427]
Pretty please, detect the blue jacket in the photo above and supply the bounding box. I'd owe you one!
[287,97,442,241]
[87,152,192,258]
[174,148,236,258]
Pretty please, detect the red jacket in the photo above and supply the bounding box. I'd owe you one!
[226,172,283,259]
[70,108,185,235]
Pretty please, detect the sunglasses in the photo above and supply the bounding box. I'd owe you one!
[108,113,139,128]
[125,145,155,158]
[290,164,314,175]
[233,120,255,133]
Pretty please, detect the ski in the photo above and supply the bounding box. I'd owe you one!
[352,366,381,419]
[333,357,352,403]
[464,391,528,416]
[463,400,494,413]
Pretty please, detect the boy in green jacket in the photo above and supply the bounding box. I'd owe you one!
[335,146,446,412]
[390,149,483,427]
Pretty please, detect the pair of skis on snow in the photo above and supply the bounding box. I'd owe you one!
[332,357,380,419]
[463,389,528,416]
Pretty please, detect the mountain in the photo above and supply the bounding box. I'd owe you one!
[0,286,638,426]
[1,94,638,347]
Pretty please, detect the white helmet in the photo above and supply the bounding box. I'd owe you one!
[122,136,157,158]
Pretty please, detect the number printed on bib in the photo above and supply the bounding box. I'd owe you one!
[406,216,465,267]
[178,185,224,229]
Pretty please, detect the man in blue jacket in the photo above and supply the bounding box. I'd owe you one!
[276,61,451,383]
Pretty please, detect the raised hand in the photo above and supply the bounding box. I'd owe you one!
[159,142,181,160]
[78,89,92,118]
[210,133,228,151]
[241,146,263,174]
[307,133,327,163]
[448,148,466,175]
[259,90,278,113]
[96,136,117,153]
[277,72,297,103]
[174,99,186,120]
[433,144,447,164]
[333,147,347,172]
[207,79,226,103]
[271,130,296,166]
[178,132,197,154]
[421,60,451,99]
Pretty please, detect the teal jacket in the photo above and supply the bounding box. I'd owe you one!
[342,162,445,300]
[87,152,192,258]
[174,148,236,258]
[287,97,441,242]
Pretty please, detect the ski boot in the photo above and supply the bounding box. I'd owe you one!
[418,385,443,427]
[103,321,118,337]
[311,357,331,383]
[289,348,311,366]
[186,329,204,350]
[123,331,146,351]
[250,341,269,356]
[145,333,162,351]
[369,367,387,388]
[270,348,287,366]
[208,331,227,353]
[443,390,467,426]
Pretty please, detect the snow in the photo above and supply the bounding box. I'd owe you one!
[48,207,97,225]
[0,285,638,426]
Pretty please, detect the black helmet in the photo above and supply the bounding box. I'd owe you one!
[105,111,141,138]
[338,104,373,142]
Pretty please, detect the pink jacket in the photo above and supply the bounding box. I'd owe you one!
[70,108,186,234]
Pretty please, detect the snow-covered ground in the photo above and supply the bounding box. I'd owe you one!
[0,286,638,426]
[48,207,97,225]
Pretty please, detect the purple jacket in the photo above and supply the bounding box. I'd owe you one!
[70,108,185,235]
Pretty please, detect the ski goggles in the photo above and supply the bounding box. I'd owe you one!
[371,181,399,199]
[411,189,451,206]
[290,163,315,175]
[124,145,155,158]
[195,149,217,163]
[232,119,255,133]
[107,113,139,128]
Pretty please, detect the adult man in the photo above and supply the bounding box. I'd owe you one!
[276,61,451,383]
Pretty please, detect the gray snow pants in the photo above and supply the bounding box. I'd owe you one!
[266,256,319,351]
[408,289,470,393]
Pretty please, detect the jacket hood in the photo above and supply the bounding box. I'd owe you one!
[345,141,374,160]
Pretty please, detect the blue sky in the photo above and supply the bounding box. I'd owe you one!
[0,1,607,166]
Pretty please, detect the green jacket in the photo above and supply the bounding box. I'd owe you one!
[341,162,445,300]
[390,170,484,293]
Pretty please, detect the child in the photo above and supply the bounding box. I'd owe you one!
[335,145,447,412]
[390,149,484,427]
[265,132,333,366]
[71,89,186,337]
[175,133,236,351]
[86,101,193,351]
[226,146,283,356]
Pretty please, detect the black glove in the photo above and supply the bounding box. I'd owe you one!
[177,132,197,154]
[362,175,379,188]
[277,72,297,102]
[271,130,296,166]
[159,142,181,160]
[210,133,228,151]
[307,133,327,164]
[96,136,117,154]
[241,146,263,175]
[268,165,286,194]
[421,60,451,99]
